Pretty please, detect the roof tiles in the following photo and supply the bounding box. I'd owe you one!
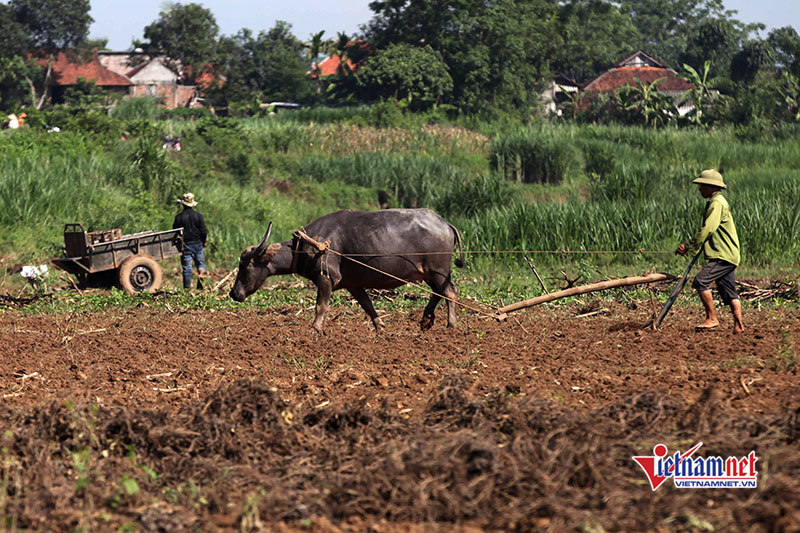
[583,66,694,92]
[42,52,132,87]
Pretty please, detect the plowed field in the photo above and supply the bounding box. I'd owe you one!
[0,301,798,531]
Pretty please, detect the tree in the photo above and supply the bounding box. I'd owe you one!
[730,39,774,84]
[0,3,27,57]
[618,0,759,73]
[358,43,453,111]
[8,0,92,108]
[736,71,800,124]
[366,0,559,115]
[768,27,800,76]
[0,56,38,109]
[141,2,219,83]
[305,30,329,93]
[680,18,740,78]
[552,0,641,82]
[211,22,313,108]
[679,60,731,127]
[0,4,34,108]
[618,0,724,66]
[619,76,677,127]
[62,76,120,109]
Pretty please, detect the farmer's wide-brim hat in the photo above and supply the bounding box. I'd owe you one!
[692,169,726,189]
[178,192,198,207]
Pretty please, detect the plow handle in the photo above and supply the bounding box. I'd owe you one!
[652,250,703,329]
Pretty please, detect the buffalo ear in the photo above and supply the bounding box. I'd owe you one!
[254,242,282,265]
[254,222,273,256]
[265,243,281,257]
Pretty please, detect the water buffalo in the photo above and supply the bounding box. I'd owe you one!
[230,209,465,333]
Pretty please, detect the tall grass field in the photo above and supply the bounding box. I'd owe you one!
[1,106,798,289]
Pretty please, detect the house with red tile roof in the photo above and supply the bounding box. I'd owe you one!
[40,52,132,102]
[41,50,202,108]
[98,52,201,108]
[543,51,697,117]
[308,41,372,83]
[313,54,358,78]
[584,51,693,92]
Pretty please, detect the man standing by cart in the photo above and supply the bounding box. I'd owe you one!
[675,170,744,334]
[173,192,207,289]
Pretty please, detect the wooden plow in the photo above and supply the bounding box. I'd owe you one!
[496,272,677,321]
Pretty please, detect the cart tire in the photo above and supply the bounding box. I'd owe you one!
[119,255,163,294]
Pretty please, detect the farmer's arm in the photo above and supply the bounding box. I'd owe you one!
[688,202,722,254]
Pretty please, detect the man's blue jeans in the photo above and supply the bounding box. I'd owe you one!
[181,242,206,288]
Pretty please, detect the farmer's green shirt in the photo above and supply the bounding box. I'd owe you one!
[689,192,740,266]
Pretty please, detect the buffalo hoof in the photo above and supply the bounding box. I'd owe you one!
[373,319,386,332]
[420,315,434,331]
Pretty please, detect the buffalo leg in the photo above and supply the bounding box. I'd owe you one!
[442,276,459,327]
[422,273,459,330]
[421,275,446,330]
[312,278,333,333]
[348,288,385,331]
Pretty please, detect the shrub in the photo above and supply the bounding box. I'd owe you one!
[129,138,185,204]
[489,129,581,184]
[582,141,616,180]
[435,173,514,218]
[368,100,406,128]
[111,97,161,121]
[292,153,460,208]
[159,107,212,120]
[194,116,247,153]
[227,152,252,186]
[121,119,164,140]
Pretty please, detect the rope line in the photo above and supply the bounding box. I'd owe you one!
[310,249,673,257]
[291,229,675,321]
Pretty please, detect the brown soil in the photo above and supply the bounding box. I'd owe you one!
[0,302,798,531]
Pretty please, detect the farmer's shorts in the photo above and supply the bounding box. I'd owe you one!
[692,259,739,304]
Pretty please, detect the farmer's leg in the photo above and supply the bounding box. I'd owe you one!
[716,265,743,334]
[697,290,719,328]
[692,262,720,329]
[729,299,744,334]
[181,252,193,289]
[193,244,207,289]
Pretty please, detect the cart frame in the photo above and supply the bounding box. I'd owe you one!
[52,223,184,293]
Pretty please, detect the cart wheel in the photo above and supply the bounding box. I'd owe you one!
[119,255,163,294]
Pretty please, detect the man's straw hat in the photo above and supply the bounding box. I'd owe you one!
[178,192,198,207]
[692,169,726,189]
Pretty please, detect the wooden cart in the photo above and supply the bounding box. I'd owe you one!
[51,223,184,294]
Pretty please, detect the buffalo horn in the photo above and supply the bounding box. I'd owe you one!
[254,222,273,256]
